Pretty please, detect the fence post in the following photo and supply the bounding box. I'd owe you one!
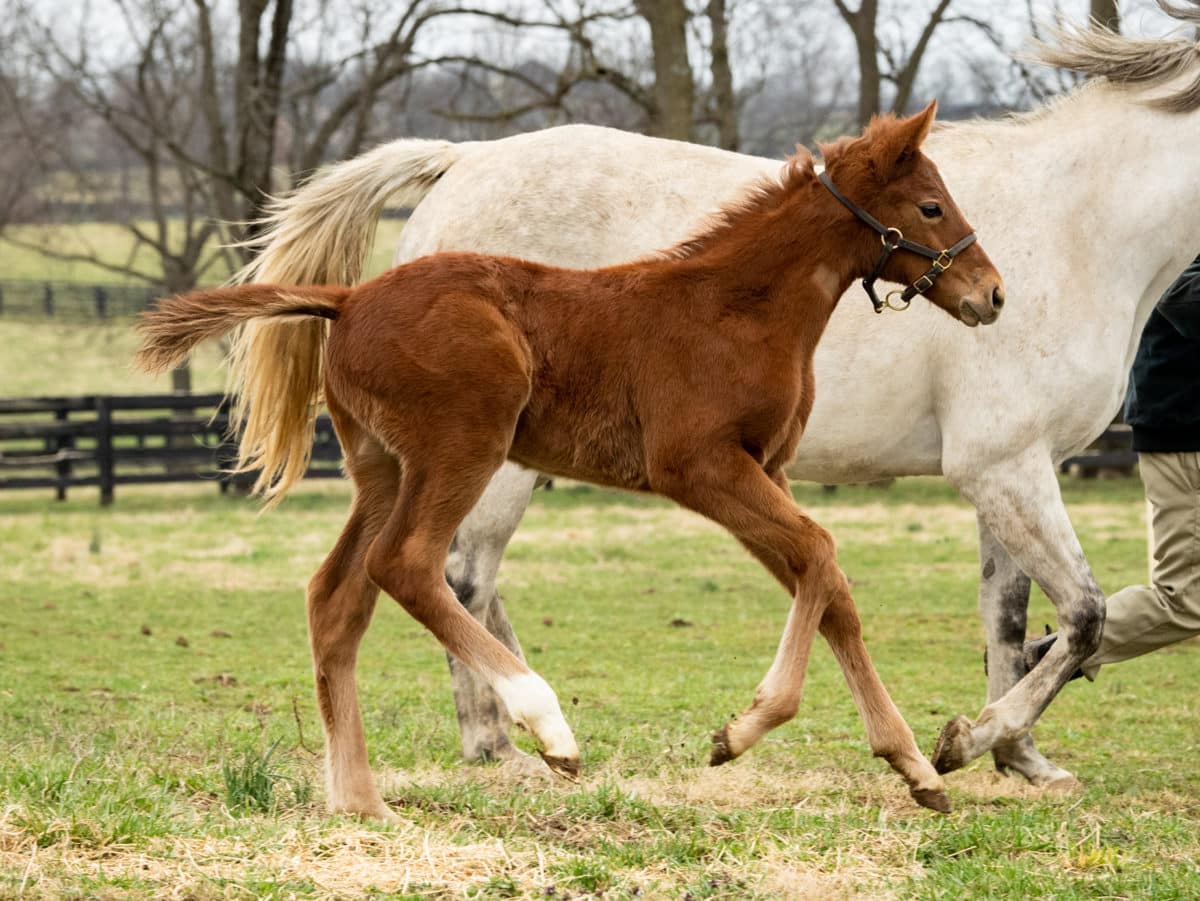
[43,283,54,317]
[0,283,5,315]
[94,286,108,319]
[96,397,114,505]
[55,408,71,501]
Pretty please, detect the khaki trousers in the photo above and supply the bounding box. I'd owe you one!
[1084,451,1200,677]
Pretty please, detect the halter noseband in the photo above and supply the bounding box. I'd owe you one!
[818,170,977,314]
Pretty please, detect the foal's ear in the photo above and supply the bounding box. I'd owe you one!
[866,99,938,181]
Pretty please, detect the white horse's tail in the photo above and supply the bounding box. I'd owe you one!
[227,138,460,503]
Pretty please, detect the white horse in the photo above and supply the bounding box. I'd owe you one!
[230,9,1200,813]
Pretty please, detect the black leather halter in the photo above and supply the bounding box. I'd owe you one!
[818,170,978,314]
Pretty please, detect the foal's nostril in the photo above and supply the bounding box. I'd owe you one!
[992,285,1006,310]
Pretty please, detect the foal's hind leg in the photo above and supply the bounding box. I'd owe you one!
[307,430,399,819]
[365,437,579,776]
[654,452,945,811]
[817,588,950,811]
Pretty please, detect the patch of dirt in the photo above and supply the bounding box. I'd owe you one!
[0,805,531,898]
[14,535,146,589]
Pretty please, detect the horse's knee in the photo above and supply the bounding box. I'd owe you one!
[1061,589,1105,659]
[445,539,490,617]
[804,523,838,560]
[790,522,838,578]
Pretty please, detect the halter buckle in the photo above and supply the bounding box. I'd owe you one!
[933,250,953,271]
[913,274,935,294]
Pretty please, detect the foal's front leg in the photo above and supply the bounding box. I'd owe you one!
[652,452,947,811]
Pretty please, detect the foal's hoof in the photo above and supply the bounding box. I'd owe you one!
[932,715,975,775]
[710,724,736,766]
[911,786,952,814]
[330,799,402,824]
[539,752,580,782]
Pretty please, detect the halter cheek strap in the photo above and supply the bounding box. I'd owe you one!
[818,171,978,313]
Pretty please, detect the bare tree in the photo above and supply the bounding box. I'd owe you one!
[6,10,233,396]
[7,0,479,389]
[429,0,749,146]
[830,0,957,125]
[0,47,42,231]
[634,0,695,139]
[426,2,684,138]
[706,0,739,149]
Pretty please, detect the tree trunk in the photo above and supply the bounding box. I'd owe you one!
[234,0,294,243]
[832,0,881,127]
[707,0,738,149]
[890,0,954,115]
[1090,0,1120,32]
[635,0,695,140]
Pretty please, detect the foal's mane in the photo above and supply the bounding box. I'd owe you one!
[1030,0,1200,113]
[659,150,816,262]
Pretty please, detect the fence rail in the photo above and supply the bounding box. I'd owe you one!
[1059,423,1135,476]
[0,280,159,319]
[0,391,1137,505]
[0,393,341,504]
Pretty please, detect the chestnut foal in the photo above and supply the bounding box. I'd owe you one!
[138,102,1003,818]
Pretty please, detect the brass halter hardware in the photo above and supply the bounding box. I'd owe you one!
[818,171,977,314]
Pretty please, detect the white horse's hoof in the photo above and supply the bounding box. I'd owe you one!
[933,715,976,774]
[1037,773,1082,794]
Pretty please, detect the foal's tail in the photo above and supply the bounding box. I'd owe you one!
[136,284,351,503]
[137,285,348,378]
[226,138,460,501]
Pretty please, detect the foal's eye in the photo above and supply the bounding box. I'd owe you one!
[919,202,943,219]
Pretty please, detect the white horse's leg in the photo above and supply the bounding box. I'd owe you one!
[976,518,1076,787]
[936,450,1104,775]
[444,462,541,764]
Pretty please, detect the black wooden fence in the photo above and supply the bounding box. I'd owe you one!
[1059,423,1135,476]
[0,393,342,504]
[0,280,158,319]
[0,391,1137,505]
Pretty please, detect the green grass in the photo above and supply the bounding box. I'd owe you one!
[0,219,408,286]
[0,319,228,396]
[1,475,1196,898]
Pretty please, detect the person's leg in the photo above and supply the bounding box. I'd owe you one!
[1081,451,1200,675]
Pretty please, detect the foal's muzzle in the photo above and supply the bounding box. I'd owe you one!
[959,284,1005,327]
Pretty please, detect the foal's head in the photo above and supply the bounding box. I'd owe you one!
[821,101,1004,326]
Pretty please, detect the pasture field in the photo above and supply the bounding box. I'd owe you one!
[0,320,228,397]
[1,475,1197,899]
[0,220,407,286]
